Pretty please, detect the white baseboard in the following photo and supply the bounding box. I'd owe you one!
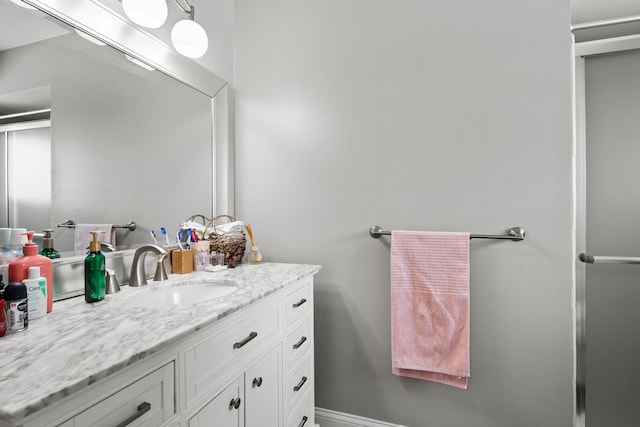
[315,408,407,427]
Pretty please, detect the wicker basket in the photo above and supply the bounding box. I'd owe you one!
[181,214,210,240]
[204,214,247,267]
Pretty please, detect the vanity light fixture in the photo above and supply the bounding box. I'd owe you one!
[122,0,168,29]
[119,0,208,59]
[171,0,208,58]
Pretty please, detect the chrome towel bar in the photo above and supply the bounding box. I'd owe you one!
[57,219,137,231]
[369,225,526,241]
[579,253,640,264]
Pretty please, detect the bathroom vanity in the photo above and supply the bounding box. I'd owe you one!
[0,263,320,427]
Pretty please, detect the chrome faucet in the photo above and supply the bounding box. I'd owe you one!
[99,242,116,252]
[129,244,169,287]
[85,242,116,253]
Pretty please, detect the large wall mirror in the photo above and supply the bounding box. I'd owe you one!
[0,0,228,257]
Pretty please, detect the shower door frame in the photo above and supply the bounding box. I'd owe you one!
[573,34,640,427]
[0,119,51,228]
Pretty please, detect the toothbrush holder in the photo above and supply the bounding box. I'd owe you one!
[171,249,193,274]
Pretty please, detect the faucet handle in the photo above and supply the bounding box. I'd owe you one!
[153,252,169,282]
[105,268,121,294]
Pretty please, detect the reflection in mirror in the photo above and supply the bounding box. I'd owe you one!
[0,1,215,257]
[0,120,51,232]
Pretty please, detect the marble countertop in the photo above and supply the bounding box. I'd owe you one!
[0,262,321,423]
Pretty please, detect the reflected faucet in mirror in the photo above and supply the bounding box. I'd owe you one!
[85,242,116,253]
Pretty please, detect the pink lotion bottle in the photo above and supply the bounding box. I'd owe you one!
[8,231,53,313]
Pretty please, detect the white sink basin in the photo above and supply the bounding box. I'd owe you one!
[124,278,238,308]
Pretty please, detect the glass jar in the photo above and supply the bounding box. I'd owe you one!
[248,246,262,264]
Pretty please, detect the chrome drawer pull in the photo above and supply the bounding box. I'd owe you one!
[298,415,309,427]
[228,397,242,410]
[292,298,307,308]
[293,376,308,392]
[115,401,151,427]
[233,331,258,349]
[293,336,307,349]
[252,376,263,388]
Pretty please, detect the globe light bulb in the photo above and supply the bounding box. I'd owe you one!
[171,19,208,58]
[122,0,168,29]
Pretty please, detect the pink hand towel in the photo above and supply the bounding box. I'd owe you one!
[391,230,470,389]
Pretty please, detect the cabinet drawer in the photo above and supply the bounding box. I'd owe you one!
[284,280,312,327]
[184,300,281,408]
[68,361,175,427]
[286,392,314,427]
[284,356,313,419]
[284,317,312,372]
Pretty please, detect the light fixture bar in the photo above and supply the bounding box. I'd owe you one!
[0,109,52,120]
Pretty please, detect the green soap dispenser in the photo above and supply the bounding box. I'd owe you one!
[85,231,106,303]
[39,229,60,259]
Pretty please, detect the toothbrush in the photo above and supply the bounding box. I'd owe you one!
[182,229,191,249]
[176,231,184,251]
[150,230,159,245]
[161,227,170,245]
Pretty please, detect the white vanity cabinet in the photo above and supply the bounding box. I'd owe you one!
[185,276,314,427]
[7,270,316,427]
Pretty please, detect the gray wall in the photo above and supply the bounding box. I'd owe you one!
[0,34,213,252]
[234,1,574,426]
[193,0,235,83]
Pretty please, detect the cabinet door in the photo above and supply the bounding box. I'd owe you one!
[188,377,243,427]
[245,346,281,427]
